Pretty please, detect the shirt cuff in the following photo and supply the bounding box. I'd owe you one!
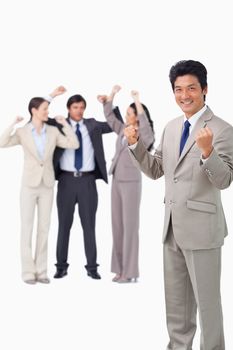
[44,95,53,103]
[200,155,209,163]
[128,142,138,150]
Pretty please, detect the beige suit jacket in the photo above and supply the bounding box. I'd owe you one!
[130,107,233,249]
[0,122,79,187]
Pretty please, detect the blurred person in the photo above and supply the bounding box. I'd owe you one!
[0,88,79,284]
[97,85,154,283]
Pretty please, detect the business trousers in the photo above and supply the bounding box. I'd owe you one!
[164,223,224,350]
[20,182,54,281]
[111,178,141,278]
[56,172,98,272]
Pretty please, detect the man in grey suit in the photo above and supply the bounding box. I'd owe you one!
[124,60,233,349]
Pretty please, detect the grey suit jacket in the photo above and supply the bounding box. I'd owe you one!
[0,122,79,187]
[130,107,233,249]
[103,101,155,182]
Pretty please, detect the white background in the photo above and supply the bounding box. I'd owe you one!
[0,0,232,349]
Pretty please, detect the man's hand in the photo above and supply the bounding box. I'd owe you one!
[55,116,67,126]
[124,125,139,145]
[50,86,67,98]
[196,126,213,159]
[97,95,108,104]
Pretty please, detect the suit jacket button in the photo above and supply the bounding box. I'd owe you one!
[174,178,178,183]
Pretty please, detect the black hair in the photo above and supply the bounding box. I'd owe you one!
[169,60,207,94]
[130,102,155,151]
[66,94,87,109]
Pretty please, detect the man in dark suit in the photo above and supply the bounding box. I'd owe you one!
[47,90,121,279]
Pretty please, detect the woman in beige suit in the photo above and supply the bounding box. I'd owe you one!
[0,90,79,284]
[97,86,155,283]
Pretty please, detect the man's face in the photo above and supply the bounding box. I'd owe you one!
[68,102,86,121]
[174,74,207,118]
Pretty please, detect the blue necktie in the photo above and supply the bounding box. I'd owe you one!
[74,123,83,170]
[179,120,191,155]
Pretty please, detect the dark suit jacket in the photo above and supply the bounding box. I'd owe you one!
[46,118,111,182]
[46,107,123,183]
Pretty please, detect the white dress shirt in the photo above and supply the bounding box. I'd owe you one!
[30,123,47,159]
[44,94,95,171]
[183,104,207,134]
[60,118,95,172]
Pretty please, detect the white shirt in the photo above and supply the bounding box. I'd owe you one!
[44,94,95,171]
[59,118,95,172]
[30,123,47,159]
[183,104,207,134]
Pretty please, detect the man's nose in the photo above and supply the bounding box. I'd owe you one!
[181,89,190,99]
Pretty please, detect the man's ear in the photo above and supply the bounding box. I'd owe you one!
[203,85,208,96]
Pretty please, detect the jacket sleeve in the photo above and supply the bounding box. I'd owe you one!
[200,124,233,189]
[138,112,155,150]
[0,125,21,147]
[55,122,79,149]
[129,128,164,180]
[46,117,65,134]
[103,101,124,135]
[96,121,113,134]
[113,106,124,124]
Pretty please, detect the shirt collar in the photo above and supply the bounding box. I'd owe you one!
[69,118,84,128]
[183,105,207,127]
[30,122,46,133]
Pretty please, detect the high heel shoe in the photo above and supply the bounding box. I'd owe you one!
[24,279,36,285]
[117,277,138,284]
[112,274,121,282]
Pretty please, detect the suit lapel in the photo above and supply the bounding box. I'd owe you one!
[83,118,94,136]
[109,130,125,174]
[114,129,125,156]
[175,107,213,169]
[24,124,41,160]
[174,116,184,163]
[43,125,52,160]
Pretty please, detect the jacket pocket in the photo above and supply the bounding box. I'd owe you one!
[187,199,217,214]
